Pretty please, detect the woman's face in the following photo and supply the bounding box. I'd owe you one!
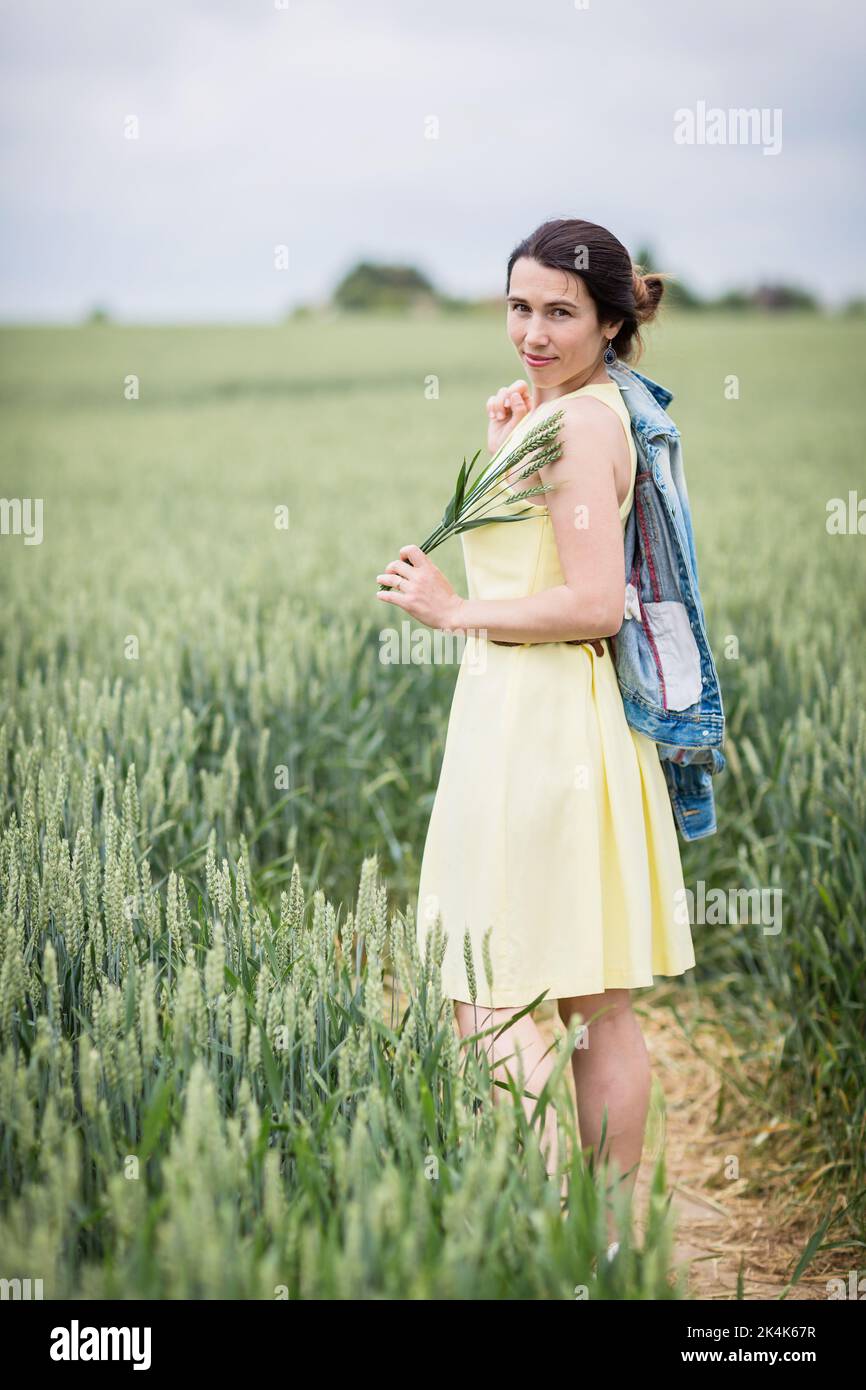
[506,256,621,386]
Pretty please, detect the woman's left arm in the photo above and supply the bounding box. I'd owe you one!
[375,398,627,643]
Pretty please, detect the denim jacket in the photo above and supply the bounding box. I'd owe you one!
[605,359,726,842]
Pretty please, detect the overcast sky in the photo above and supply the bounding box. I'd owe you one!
[1,0,863,321]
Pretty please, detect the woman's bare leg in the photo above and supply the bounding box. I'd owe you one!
[454,1000,563,1189]
[557,988,650,1244]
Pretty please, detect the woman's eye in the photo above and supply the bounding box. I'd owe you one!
[511,304,569,317]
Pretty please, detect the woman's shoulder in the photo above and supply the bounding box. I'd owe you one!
[550,390,635,508]
[552,388,631,438]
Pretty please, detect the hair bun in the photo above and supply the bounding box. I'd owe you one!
[631,265,665,322]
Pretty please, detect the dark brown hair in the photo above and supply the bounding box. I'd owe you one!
[505,218,672,365]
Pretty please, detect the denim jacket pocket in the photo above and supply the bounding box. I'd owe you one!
[641,600,703,711]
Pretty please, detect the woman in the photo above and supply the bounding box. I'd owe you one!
[375,218,696,1247]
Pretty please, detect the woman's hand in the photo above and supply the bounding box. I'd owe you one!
[376,545,465,630]
[487,379,533,456]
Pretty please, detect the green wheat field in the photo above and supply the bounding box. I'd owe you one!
[0,311,864,1297]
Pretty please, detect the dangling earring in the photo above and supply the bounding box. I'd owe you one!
[603,338,617,366]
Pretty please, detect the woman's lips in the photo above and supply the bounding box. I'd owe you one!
[524,352,556,366]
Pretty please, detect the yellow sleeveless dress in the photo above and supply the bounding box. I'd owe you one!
[415,380,696,1009]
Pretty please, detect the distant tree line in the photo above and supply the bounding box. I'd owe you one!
[81,250,866,323]
[286,247,863,318]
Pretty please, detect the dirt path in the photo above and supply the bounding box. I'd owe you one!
[386,972,841,1299]
[536,991,835,1301]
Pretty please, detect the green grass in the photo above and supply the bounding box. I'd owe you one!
[1,309,864,1295]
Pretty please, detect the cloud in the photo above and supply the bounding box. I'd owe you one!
[0,0,863,317]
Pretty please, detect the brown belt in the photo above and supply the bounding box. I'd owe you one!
[490,638,606,657]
